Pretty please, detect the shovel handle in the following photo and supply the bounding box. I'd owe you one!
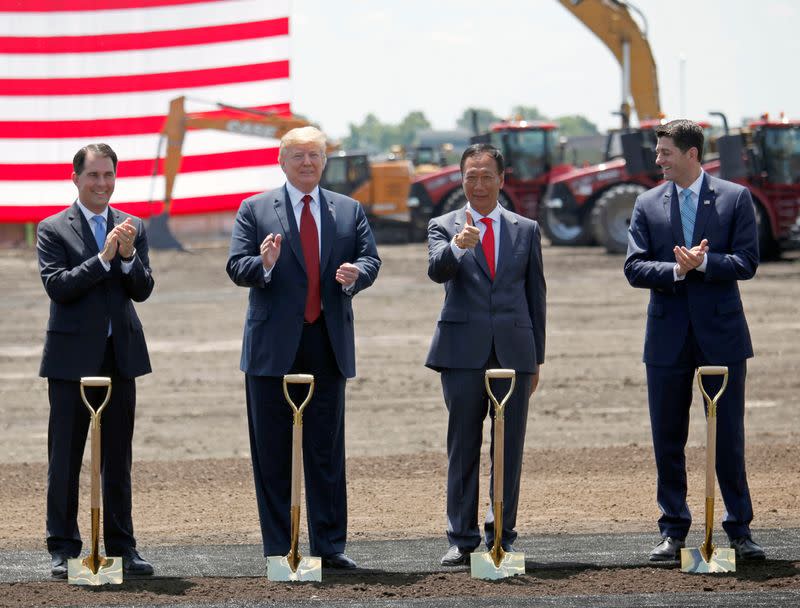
[282,374,315,417]
[697,366,728,418]
[79,377,112,417]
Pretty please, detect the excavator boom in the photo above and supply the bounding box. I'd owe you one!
[558,0,660,123]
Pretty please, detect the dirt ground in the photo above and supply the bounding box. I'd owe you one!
[0,239,798,605]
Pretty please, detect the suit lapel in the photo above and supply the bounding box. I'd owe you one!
[68,202,101,254]
[319,189,335,275]
[274,186,306,272]
[665,184,684,246]
[493,208,518,283]
[692,174,716,245]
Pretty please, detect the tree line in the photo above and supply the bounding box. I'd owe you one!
[341,106,599,152]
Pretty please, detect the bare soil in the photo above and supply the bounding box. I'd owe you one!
[1,239,798,605]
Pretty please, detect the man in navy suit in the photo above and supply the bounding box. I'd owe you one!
[624,120,765,562]
[426,143,546,566]
[37,143,155,577]
[227,127,380,570]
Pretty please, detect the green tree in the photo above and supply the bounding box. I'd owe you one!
[342,111,431,152]
[456,107,502,134]
[398,111,431,146]
[510,105,546,121]
[554,114,600,137]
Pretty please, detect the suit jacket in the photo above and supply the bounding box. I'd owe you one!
[425,205,546,373]
[226,185,380,378]
[624,173,759,366]
[37,203,154,380]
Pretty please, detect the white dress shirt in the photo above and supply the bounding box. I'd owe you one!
[673,170,708,281]
[451,202,502,263]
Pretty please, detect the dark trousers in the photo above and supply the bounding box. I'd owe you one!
[46,338,137,557]
[245,314,347,557]
[646,327,753,541]
[440,351,533,551]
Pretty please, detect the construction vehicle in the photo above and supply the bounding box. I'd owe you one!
[407,120,573,240]
[150,96,414,248]
[713,113,800,259]
[541,0,664,248]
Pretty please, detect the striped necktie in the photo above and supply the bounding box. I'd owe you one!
[679,189,695,247]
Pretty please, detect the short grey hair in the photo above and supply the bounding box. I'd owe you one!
[279,126,327,162]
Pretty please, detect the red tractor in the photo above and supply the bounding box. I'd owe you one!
[541,120,716,252]
[407,121,573,239]
[712,114,800,259]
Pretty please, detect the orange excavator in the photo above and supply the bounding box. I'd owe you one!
[149,96,413,248]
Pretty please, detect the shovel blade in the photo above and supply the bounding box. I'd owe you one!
[267,555,322,582]
[680,547,736,573]
[470,550,525,580]
[67,556,123,585]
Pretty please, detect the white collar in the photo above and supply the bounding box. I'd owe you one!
[76,200,109,223]
[286,181,321,208]
[677,170,705,199]
[467,202,502,223]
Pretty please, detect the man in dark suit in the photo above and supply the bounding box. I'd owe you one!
[426,143,546,566]
[37,143,155,577]
[624,119,765,562]
[227,127,380,570]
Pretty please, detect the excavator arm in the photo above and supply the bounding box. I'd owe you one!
[557,0,660,124]
[158,96,318,215]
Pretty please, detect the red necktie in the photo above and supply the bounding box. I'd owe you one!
[480,217,495,280]
[300,194,321,323]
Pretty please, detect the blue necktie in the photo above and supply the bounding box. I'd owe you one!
[679,189,695,247]
[91,215,105,251]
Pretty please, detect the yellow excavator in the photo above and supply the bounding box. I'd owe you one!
[149,96,413,248]
[557,0,661,126]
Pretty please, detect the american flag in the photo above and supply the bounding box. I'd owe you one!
[0,0,291,223]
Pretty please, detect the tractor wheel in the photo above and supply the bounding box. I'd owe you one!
[753,200,781,260]
[541,203,594,246]
[591,183,647,254]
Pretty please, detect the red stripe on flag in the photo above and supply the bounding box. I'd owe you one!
[0,103,291,138]
[0,0,213,10]
[0,18,289,54]
[0,191,260,223]
[0,60,289,96]
[0,148,280,181]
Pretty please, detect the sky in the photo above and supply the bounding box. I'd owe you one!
[289,0,800,138]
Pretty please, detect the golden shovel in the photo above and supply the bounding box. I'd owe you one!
[471,368,525,580]
[680,366,736,574]
[267,374,322,582]
[67,377,123,585]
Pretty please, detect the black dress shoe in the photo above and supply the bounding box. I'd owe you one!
[440,545,472,566]
[730,536,766,561]
[122,550,154,575]
[50,555,70,578]
[321,553,357,569]
[649,536,685,562]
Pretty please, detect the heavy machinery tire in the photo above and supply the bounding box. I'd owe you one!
[541,203,594,246]
[753,199,781,260]
[591,183,647,254]
[438,188,467,216]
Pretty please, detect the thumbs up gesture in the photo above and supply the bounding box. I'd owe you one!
[455,209,481,249]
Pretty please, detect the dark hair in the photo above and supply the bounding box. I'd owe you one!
[73,143,118,175]
[655,120,704,162]
[460,143,505,174]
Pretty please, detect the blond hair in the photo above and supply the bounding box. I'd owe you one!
[279,126,327,162]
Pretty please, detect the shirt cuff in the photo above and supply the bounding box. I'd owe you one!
[97,253,111,272]
[342,282,356,295]
[450,236,468,259]
[673,264,686,282]
[697,255,708,273]
[120,248,136,274]
[263,265,273,283]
